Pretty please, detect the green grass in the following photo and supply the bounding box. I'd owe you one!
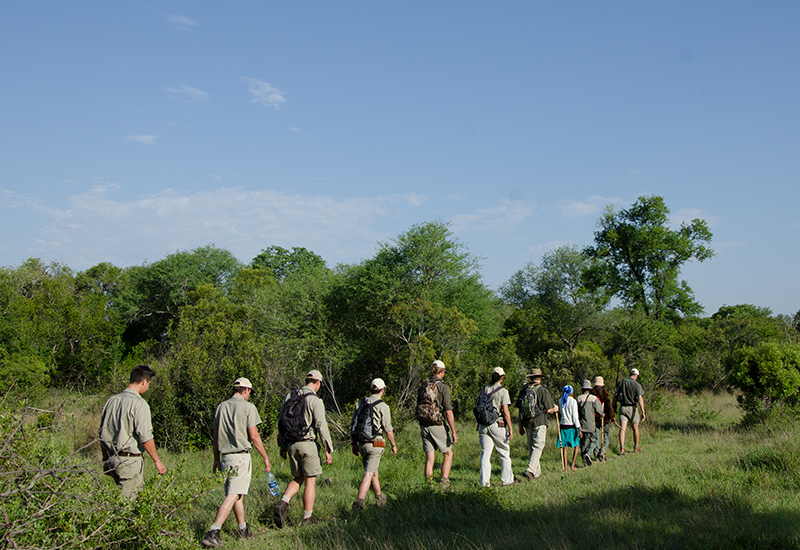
[31,390,800,549]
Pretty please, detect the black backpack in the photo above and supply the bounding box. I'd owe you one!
[473,385,503,426]
[278,389,310,444]
[350,398,383,443]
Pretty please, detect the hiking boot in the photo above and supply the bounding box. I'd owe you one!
[439,477,451,491]
[583,454,593,467]
[634,446,643,452]
[201,529,221,548]
[237,524,253,539]
[619,448,625,456]
[301,515,319,526]
[375,493,388,507]
[352,498,365,513]
[502,480,519,487]
[522,470,535,482]
[274,500,289,529]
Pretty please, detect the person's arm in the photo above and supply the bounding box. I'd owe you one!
[445,410,458,444]
[638,395,646,422]
[501,403,513,440]
[212,427,222,473]
[142,438,167,474]
[248,425,271,472]
[386,430,398,455]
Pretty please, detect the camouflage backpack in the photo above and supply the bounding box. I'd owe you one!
[416,379,443,426]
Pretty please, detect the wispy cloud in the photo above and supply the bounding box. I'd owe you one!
[7,184,428,269]
[126,135,158,145]
[450,199,535,233]
[166,86,209,102]
[527,240,572,254]
[243,77,287,110]
[166,15,198,31]
[557,195,619,218]
[671,208,719,228]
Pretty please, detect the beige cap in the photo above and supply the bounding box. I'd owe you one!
[492,367,505,376]
[630,368,640,376]
[432,360,446,370]
[233,377,253,389]
[593,376,605,387]
[371,378,386,390]
[527,368,543,378]
[306,369,324,382]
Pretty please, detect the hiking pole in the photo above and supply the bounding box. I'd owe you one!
[556,409,565,472]
[601,415,605,462]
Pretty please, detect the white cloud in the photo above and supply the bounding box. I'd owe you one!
[671,208,719,228]
[166,15,198,30]
[126,135,159,145]
[7,184,429,269]
[557,195,619,218]
[527,240,572,254]
[243,77,287,110]
[450,199,535,233]
[166,86,209,102]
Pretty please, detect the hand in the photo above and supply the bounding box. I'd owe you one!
[391,444,397,455]
[324,451,332,465]
[451,432,458,445]
[212,459,221,474]
[506,430,513,441]
[280,448,287,460]
[155,459,167,475]
[351,443,359,457]
[264,456,272,473]
[519,424,525,436]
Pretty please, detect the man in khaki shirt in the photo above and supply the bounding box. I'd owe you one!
[274,370,333,527]
[202,378,272,548]
[99,365,166,499]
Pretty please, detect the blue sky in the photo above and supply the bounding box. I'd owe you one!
[1,2,798,316]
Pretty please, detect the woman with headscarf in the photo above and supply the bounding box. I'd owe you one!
[557,385,581,472]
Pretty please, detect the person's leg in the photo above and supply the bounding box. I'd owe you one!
[478,429,494,487]
[528,426,546,477]
[441,449,454,479]
[619,418,628,452]
[632,421,640,448]
[603,424,610,457]
[492,427,513,485]
[356,471,374,500]
[284,477,304,500]
[233,496,245,525]
[212,494,241,526]
[424,451,436,482]
[302,476,317,514]
[571,446,579,470]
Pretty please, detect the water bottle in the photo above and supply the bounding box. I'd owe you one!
[267,471,280,496]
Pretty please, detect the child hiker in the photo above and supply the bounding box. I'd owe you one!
[557,385,581,472]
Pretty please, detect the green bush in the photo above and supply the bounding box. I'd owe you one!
[729,342,800,420]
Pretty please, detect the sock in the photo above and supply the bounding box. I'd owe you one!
[303,510,313,519]
[239,523,247,530]
[210,524,221,531]
[281,495,291,504]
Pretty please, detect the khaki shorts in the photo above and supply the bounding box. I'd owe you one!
[104,455,144,499]
[358,442,385,473]
[221,452,252,495]
[288,440,322,477]
[420,424,451,453]
[619,405,640,424]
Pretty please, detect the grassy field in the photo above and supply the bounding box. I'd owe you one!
[32,390,800,549]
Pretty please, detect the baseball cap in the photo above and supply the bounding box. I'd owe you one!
[371,378,386,390]
[432,360,446,371]
[233,377,253,389]
[630,368,640,376]
[306,369,324,381]
[492,367,505,377]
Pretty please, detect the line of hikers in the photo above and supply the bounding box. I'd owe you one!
[99,363,644,547]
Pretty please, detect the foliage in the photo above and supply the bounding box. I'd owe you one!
[250,245,327,282]
[728,341,800,420]
[584,195,714,321]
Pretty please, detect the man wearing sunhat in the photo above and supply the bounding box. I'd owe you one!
[476,367,514,487]
[274,370,333,528]
[576,379,603,467]
[613,368,646,455]
[516,368,558,480]
[202,377,271,548]
[590,376,615,460]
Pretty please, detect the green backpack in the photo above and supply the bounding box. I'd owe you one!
[517,384,543,420]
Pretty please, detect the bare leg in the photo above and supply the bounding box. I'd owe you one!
[571,447,579,471]
[371,471,382,496]
[233,496,245,525]
[284,477,305,500]
[356,472,374,500]
[632,422,640,448]
[619,419,628,451]
[212,494,241,526]
[441,449,453,479]
[424,451,436,482]
[302,476,317,513]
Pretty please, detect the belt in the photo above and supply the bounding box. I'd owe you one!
[223,449,250,455]
[496,420,506,428]
[117,451,141,457]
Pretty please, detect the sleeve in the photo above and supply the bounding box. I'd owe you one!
[499,387,511,408]
[438,382,454,412]
[311,396,333,452]
[541,387,555,410]
[248,402,262,429]
[135,401,154,444]
[379,402,393,433]
[594,397,603,416]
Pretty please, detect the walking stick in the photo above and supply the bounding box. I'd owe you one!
[556,409,566,472]
[601,415,605,462]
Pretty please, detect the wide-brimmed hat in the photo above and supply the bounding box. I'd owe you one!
[233,377,253,389]
[527,368,543,378]
[593,376,605,387]
[580,379,592,390]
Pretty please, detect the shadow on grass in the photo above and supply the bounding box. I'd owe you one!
[295,483,800,550]
[652,420,717,434]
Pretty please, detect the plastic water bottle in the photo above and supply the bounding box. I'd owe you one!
[267,471,280,496]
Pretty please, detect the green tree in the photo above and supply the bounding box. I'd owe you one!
[250,245,326,282]
[584,195,714,321]
[729,341,800,420]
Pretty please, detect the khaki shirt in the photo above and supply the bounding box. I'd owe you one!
[99,388,154,454]
[278,386,333,452]
[429,378,454,412]
[576,392,603,432]
[351,394,393,441]
[482,382,511,417]
[213,393,262,454]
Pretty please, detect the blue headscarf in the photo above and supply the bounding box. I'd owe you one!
[559,385,573,410]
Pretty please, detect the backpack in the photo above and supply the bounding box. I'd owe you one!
[278,389,310,444]
[517,384,542,420]
[350,398,383,443]
[473,385,503,426]
[416,379,443,426]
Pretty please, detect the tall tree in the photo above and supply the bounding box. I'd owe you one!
[584,195,714,321]
[250,246,326,282]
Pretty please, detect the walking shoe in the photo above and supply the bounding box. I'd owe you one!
[237,525,253,539]
[273,500,289,529]
[439,477,451,491]
[301,515,319,526]
[201,529,221,548]
[619,447,625,456]
[634,446,643,452]
[375,493,388,507]
[352,499,365,513]
[522,470,536,482]
[502,480,519,487]
[583,454,593,467]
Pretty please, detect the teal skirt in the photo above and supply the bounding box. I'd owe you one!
[557,426,580,448]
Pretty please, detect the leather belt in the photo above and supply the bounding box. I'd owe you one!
[117,451,141,457]
[223,449,250,455]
